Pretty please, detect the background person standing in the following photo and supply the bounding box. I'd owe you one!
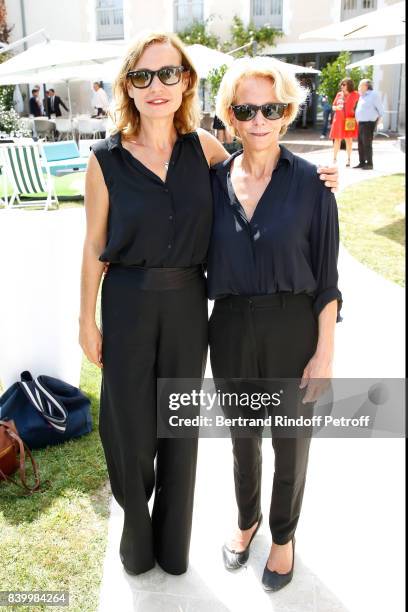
[29,88,43,117]
[91,82,109,116]
[320,94,332,139]
[46,88,69,117]
[329,78,359,166]
[354,79,384,170]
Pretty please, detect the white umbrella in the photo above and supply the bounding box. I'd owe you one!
[0,39,126,77]
[299,1,405,40]
[185,44,234,78]
[0,60,123,124]
[277,61,320,75]
[262,57,320,74]
[0,61,122,87]
[346,44,406,68]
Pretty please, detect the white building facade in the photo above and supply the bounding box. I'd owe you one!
[4,0,404,130]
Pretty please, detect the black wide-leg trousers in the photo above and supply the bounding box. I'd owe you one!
[209,293,318,545]
[99,264,208,575]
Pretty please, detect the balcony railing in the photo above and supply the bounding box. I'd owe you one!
[96,7,124,40]
[174,0,204,32]
[251,0,283,29]
[341,0,377,21]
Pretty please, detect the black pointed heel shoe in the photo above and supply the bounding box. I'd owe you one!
[222,513,263,570]
[262,536,295,592]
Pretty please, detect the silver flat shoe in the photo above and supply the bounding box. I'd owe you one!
[222,513,263,570]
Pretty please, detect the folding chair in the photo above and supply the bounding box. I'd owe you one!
[0,142,59,211]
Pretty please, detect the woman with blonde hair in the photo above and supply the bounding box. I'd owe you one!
[79,30,227,576]
[79,32,339,578]
[207,56,342,591]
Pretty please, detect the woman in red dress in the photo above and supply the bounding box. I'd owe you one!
[329,77,359,166]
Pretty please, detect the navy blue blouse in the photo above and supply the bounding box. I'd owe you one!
[207,145,342,322]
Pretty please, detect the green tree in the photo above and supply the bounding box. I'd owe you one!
[318,51,373,104]
[178,19,220,49]
[223,16,283,56]
[207,63,229,105]
[178,15,282,56]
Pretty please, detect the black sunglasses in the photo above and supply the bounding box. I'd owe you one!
[126,65,186,89]
[231,102,288,121]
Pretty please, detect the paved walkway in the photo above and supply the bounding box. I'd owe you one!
[97,140,405,612]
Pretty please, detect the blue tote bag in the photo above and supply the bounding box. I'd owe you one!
[0,371,92,449]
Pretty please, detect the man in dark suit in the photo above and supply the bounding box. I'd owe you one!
[46,88,69,117]
[29,88,43,116]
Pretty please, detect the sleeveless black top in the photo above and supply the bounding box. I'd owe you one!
[91,130,212,267]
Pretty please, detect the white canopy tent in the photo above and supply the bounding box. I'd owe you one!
[185,44,234,78]
[0,63,121,122]
[0,39,126,77]
[346,43,406,68]
[268,59,320,74]
[0,39,128,119]
[299,1,405,40]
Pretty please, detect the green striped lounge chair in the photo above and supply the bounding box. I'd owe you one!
[0,142,59,211]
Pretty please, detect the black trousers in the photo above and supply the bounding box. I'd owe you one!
[358,120,376,166]
[99,264,208,575]
[209,293,318,545]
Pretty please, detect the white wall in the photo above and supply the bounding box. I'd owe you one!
[125,0,174,38]
[205,0,249,42]
[5,0,88,43]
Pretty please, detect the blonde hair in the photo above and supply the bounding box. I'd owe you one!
[216,56,308,138]
[109,30,200,137]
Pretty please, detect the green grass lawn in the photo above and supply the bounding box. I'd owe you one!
[337,174,405,286]
[0,171,85,208]
[0,294,108,612]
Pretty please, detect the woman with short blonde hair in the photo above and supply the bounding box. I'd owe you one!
[216,55,307,138]
[207,56,342,592]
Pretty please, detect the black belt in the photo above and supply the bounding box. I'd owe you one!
[214,292,313,311]
[107,263,204,290]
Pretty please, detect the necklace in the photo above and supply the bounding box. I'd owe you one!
[126,139,170,170]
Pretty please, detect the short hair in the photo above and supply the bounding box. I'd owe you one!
[359,78,373,90]
[32,88,39,94]
[340,77,355,93]
[49,88,55,94]
[93,82,101,87]
[215,56,308,138]
[110,30,200,138]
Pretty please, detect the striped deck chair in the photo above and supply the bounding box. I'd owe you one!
[0,142,59,211]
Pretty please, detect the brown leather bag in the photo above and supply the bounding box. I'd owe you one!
[0,419,44,494]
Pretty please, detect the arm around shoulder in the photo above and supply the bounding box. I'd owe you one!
[196,127,230,167]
